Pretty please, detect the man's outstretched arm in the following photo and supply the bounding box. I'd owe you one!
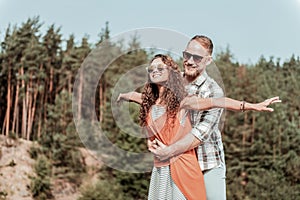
[180,96,281,112]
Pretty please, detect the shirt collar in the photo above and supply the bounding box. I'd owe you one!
[191,71,208,86]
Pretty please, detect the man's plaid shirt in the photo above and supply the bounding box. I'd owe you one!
[185,71,225,171]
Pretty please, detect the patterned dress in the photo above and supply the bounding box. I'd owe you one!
[147,105,206,200]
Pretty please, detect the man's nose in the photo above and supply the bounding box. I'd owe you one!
[186,56,194,64]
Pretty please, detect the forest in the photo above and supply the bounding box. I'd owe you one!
[0,17,299,200]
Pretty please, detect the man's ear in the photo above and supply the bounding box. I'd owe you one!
[205,56,213,66]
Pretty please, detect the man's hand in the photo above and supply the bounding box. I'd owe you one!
[253,96,282,112]
[148,139,172,161]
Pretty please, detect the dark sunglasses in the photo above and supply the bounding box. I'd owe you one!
[182,51,204,63]
[146,64,168,73]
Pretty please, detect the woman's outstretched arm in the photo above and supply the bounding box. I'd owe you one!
[117,91,142,105]
[180,96,281,112]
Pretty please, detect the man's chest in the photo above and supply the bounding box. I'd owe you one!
[185,84,210,97]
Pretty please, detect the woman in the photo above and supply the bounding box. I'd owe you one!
[140,54,206,199]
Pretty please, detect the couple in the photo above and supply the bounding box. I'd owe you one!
[118,35,281,200]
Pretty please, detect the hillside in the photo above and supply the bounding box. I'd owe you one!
[0,135,101,200]
[0,136,34,200]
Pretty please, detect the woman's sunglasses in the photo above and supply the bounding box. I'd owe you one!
[146,64,168,73]
[182,51,204,63]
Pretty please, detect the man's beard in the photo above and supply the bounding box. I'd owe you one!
[184,67,201,79]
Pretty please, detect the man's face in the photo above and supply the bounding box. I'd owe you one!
[183,40,210,79]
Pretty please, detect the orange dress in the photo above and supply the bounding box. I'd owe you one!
[146,106,206,200]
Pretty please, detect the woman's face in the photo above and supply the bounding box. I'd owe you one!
[148,58,169,84]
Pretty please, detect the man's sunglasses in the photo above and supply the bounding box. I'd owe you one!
[146,64,168,73]
[182,51,204,63]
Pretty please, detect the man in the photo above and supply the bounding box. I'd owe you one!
[118,35,226,199]
[150,35,226,200]
[118,35,282,199]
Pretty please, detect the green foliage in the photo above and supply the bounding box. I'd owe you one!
[29,155,53,200]
[78,175,125,200]
[95,47,151,199]
[29,144,41,160]
[39,90,86,184]
[1,17,299,199]
[112,169,150,199]
[217,51,300,199]
[78,168,149,200]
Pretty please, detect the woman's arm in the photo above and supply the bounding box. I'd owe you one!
[180,96,281,112]
[117,91,142,104]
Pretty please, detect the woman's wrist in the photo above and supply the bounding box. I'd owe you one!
[122,93,130,100]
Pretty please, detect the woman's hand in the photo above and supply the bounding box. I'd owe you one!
[147,139,158,151]
[116,93,126,103]
[116,92,142,105]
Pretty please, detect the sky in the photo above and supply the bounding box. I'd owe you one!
[0,0,300,64]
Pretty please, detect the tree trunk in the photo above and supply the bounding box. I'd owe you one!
[37,64,44,139]
[21,67,27,139]
[78,70,83,121]
[27,72,39,140]
[2,112,7,135]
[278,125,282,156]
[5,65,12,136]
[12,77,20,136]
[99,82,103,123]
[242,112,248,145]
[50,66,53,93]
[38,84,45,139]
[37,109,42,139]
[28,88,38,140]
[251,114,256,144]
[68,72,72,94]
[16,106,19,138]
[27,75,33,140]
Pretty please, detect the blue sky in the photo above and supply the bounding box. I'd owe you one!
[0,0,299,64]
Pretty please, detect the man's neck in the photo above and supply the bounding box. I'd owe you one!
[184,75,198,84]
[184,72,204,85]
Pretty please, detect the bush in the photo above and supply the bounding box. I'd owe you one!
[29,155,53,200]
[28,145,41,159]
[78,179,124,200]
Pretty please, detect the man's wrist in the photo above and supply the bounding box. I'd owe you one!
[245,102,255,111]
[165,145,175,158]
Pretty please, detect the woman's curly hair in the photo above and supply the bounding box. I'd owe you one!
[139,54,187,127]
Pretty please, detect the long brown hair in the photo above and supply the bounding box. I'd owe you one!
[139,54,187,127]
